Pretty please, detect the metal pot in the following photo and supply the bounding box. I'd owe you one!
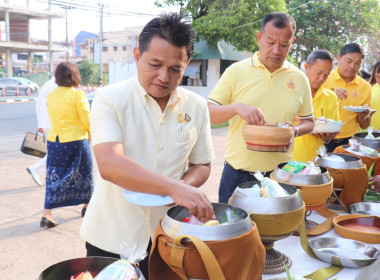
[229,181,303,214]
[314,153,364,169]
[272,162,331,185]
[353,132,380,150]
[161,203,253,241]
[38,257,144,280]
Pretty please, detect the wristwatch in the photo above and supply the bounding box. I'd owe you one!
[294,127,299,137]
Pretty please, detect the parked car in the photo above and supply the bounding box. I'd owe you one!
[0,77,39,96]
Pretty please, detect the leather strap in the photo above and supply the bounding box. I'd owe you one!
[170,235,226,280]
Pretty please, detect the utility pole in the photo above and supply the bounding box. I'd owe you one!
[99,3,104,86]
[48,0,53,78]
[65,6,69,61]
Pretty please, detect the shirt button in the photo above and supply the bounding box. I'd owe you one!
[159,145,164,150]
[159,120,164,125]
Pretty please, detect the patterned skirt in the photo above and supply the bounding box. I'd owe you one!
[45,137,94,209]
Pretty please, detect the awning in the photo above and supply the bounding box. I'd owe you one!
[184,61,201,78]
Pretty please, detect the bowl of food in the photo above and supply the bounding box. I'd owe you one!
[353,132,380,150]
[161,203,253,241]
[242,124,293,152]
[314,153,364,169]
[309,236,380,267]
[38,257,144,280]
[312,117,344,133]
[350,202,380,216]
[229,181,305,236]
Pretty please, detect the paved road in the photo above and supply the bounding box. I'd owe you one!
[0,100,226,279]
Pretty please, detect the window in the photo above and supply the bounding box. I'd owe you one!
[102,46,108,52]
[114,46,117,51]
[123,46,127,51]
[181,60,207,86]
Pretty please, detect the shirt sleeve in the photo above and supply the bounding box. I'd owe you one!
[208,66,234,105]
[188,99,215,164]
[90,89,124,146]
[76,90,91,133]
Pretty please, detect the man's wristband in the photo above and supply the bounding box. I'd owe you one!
[294,127,299,137]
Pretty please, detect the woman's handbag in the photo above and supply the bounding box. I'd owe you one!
[20,131,47,158]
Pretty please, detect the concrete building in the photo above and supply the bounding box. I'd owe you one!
[0,1,67,77]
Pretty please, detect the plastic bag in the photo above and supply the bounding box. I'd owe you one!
[300,162,321,175]
[365,127,375,139]
[282,160,307,173]
[237,184,260,197]
[254,171,290,197]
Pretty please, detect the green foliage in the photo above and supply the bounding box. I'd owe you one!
[77,60,99,85]
[287,0,380,66]
[156,0,286,52]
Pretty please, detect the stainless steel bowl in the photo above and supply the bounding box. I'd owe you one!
[343,145,380,158]
[350,202,380,216]
[353,132,380,149]
[229,181,303,214]
[161,203,253,241]
[309,237,380,267]
[314,153,364,169]
[38,257,144,280]
[272,162,331,185]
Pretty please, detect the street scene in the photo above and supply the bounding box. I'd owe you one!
[0,0,380,280]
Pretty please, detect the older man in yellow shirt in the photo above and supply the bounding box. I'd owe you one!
[293,50,340,162]
[323,43,372,152]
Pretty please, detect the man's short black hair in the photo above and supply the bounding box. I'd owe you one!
[339,43,365,58]
[358,69,371,80]
[261,12,296,34]
[306,50,334,66]
[138,12,194,60]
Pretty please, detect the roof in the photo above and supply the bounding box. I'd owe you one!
[192,40,250,60]
[75,31,98,44]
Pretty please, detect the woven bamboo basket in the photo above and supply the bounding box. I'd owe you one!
[242,124,294,152]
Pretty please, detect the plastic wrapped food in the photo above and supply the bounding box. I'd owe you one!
[94,259,140,280]
[300,162,322,175]
[282,160,307,173]
[254,172,290,198]
[323,154,345,162]
[365,127,375,139]
[237,184,260,197]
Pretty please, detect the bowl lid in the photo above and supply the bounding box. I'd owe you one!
[272,162,331,185]
[314,153,364,169]
[353,132,380,149]
[161,203,253,241]
[350,202,380,216]
[309,237,380,267]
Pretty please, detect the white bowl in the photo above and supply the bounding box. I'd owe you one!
[312,122,343,133]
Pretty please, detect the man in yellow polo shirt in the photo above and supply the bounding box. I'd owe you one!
[208,12,314,203]
[293,50,340,162]
[370,61,380,129]
[323,43,372,152]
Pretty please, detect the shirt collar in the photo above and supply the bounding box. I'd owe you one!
[250,51,291,71]
[331,68,360,85]
[133,76,181,109]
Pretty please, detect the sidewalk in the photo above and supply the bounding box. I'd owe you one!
[0,126,227,280]
[0,96,37,103]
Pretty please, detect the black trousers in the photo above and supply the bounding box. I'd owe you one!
[324,137,351,153]
[86,239,152,280]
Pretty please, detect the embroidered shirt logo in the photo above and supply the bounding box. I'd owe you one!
[353,91,358,98]
[287,79,296,89]
[178,113,184,123]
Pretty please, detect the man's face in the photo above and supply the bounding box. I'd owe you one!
[134,36,189,101]
[257,21,295,72]
[305,59,333,93]
[337,52,363,82]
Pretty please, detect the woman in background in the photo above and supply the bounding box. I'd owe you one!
[41,62,93,228]
[369,61,380,130]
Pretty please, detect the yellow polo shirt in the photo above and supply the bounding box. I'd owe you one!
[370,83,380,130]
[208,52,313,172]
[47,87,90,143]
[293,87,340,162]
[81,76,215,254]
[323,68,371,138]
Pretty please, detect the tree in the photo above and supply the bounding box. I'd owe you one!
[287,0,380,66]
[155,0,286,51]
[77,60,99,85]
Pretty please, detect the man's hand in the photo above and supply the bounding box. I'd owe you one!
[38,128,44,133]
[170,183,215,222]
[312,131,341,142]
[334,88,349,100]
[235,103,267,125]
[369,175,380,193]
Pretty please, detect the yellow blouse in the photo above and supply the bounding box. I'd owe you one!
[47,86,91,143]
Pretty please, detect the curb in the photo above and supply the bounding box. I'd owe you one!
[0,97,37,103]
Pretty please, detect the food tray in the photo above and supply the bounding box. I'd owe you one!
[309,237,380,267]
[312,122,343,133]
[333,214,380,243]
[350,202,380,216]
